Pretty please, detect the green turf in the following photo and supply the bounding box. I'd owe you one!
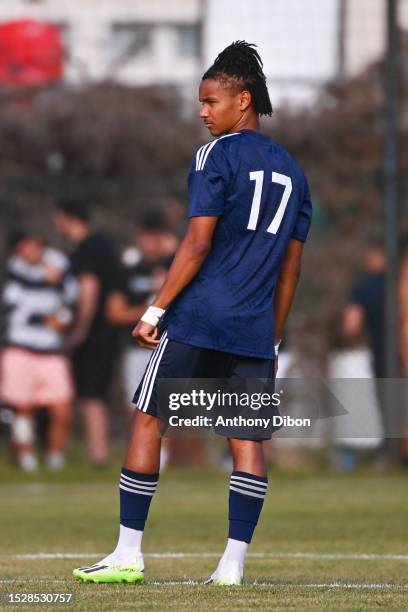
[0,461,407,610]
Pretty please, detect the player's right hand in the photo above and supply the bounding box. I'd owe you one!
[132,320,160,349]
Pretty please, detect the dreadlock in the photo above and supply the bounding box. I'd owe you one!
[202,41,273,117]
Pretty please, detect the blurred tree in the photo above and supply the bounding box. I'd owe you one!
[266,36,407,370]
[0,83,201,247]
[0,37,406,369]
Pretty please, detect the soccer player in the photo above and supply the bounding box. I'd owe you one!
[74,41,312,585]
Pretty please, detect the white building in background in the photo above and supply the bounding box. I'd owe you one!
[0,0,204,86]
[0,0,406,106]
[204,0,339,107]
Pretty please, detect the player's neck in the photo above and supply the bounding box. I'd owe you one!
[227,113,259,135]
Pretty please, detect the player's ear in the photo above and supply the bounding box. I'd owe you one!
[239,90,252,112]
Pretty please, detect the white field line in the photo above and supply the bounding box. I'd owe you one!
[0,579,407,590]
[10,551,408,561]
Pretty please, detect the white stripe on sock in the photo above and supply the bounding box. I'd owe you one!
[120,474,157,488]
[229,485,266,500]
[230,479,268,494]
[119,483,155,497]
[230,475,268,488]
[119,479,157,493]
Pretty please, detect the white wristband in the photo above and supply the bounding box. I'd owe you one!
[274,340,281,357]
[141,305,166,327]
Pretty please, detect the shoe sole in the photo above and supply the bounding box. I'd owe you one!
[73,569,144,584]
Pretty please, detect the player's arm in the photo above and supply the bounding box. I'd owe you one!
[132,216,218,349]
[64,274,99,349]
[274,238,305,348]
[275,172,313,354]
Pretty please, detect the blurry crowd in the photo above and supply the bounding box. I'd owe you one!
[1,201,407,472]
[0,198,182,471]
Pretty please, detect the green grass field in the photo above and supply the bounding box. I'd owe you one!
[0,457,407,611]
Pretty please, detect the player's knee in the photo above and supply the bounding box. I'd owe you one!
[134,410,166,436]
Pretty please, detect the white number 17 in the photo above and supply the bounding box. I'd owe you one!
[247,171,292,234]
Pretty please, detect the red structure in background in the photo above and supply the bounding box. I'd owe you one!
[0,19,63,87]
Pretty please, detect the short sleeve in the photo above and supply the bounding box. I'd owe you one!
[73,239,100,277]
[109,262,128,294]
[73,235,120,292]
[188,143,231,218]
[291,176,313,242]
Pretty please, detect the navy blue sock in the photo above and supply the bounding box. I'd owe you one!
[119,467,159,531]
[228,471,268,544]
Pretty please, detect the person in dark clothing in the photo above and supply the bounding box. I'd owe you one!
[54,198,120,466]
[342,244,388,465]
[106,213,176,405]
[344,245,386,379]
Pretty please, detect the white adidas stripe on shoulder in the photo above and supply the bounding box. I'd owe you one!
[195,132,240,171]
[195,143,209,171]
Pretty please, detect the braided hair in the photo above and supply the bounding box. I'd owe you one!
[202,41,273,117]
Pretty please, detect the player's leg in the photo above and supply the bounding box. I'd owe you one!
[73,410,163,583]
[123,345,171,470]
[73,332,170,583]
[207,438,267,585]
[206,354,274,586]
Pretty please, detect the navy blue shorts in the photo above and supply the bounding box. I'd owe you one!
[132,330,276,421]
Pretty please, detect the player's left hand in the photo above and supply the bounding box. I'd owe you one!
[132,320,160,349]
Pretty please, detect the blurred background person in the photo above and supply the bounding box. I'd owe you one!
[0,230,76,471]
[54,198,121,467]
[343,242,386,381]
[106,211,178,469]
[106,211,177,404]
[341,241,386,467]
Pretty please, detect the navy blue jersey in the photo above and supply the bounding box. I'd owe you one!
[163,129,312,359]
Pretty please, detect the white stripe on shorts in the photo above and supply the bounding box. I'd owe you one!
[138,333,169,412]
[136,331,167,408]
